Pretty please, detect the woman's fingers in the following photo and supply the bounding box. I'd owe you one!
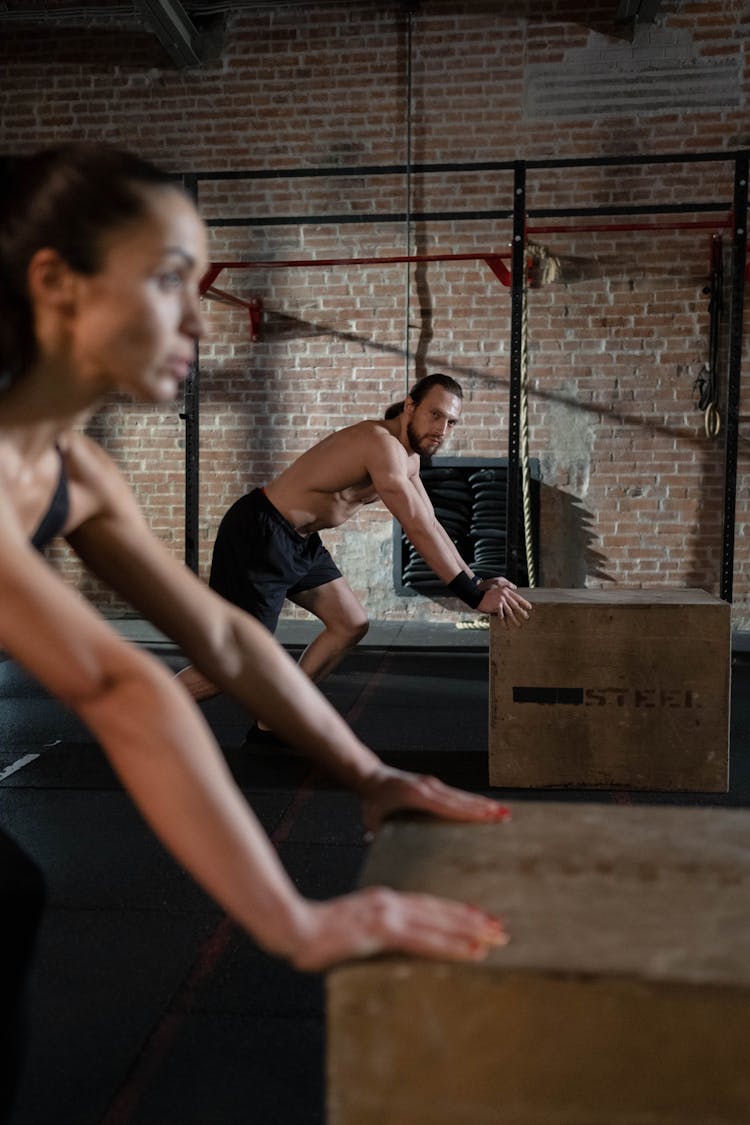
[292,887,509,972]
[361,767,511,831]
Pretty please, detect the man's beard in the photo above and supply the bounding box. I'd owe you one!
[406,420,439,458]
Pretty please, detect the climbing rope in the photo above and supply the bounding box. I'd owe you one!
[455,240,560,627]
[517,245,554,589]
[403,0,415,392]
[519,241,561,588]
[456,616,490,630]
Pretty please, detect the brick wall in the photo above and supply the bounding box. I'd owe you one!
[2,0,748,627]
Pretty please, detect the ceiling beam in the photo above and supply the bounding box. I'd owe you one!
[614,0,662,26]
[132,0,203,68]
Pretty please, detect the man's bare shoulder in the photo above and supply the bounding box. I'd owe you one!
[317,418,401,457]
[342,417,393,437]
[349,417,404,446]
[354,420,424,491]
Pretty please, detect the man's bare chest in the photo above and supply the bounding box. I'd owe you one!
[339,479,379,506]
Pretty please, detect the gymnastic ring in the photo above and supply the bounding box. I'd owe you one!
[704,403,721,439]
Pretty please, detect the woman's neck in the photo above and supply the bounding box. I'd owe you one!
[2,355,97,419]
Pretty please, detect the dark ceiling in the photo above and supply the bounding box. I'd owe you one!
[0,1,663,69]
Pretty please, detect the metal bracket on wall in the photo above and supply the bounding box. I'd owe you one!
[202,284,263,341]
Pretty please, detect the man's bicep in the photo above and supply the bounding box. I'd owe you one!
[365,435,433,526]
[411,471,436,516]
[374,471,434,529]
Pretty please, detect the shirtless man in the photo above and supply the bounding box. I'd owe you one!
[178,374,532,728]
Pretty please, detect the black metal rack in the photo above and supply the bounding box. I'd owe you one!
[393,457,540,597]
[180,149,747,600]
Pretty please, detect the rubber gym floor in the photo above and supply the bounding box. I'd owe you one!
[1,618,749,1125]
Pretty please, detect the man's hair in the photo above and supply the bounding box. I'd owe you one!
[0,142,180,383]
[385,375,462,420]
[408,373,463,405]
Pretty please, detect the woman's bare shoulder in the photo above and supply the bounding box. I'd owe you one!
[58,429,113,469]
[58,430,143,527]
[59,430,131,492]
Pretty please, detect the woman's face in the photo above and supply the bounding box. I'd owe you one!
[69,186,208,403]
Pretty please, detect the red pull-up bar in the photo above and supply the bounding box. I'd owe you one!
[199,221,750,312]
[199,251,513,297]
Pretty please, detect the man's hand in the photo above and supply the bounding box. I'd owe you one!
[476,575,517,591]
[290,886,509,971]
[476,578,532,627]
[359,765,511,833]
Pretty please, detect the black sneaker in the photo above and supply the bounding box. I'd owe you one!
[242,724,286,750]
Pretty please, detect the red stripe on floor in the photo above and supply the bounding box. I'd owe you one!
[100,647,395,1122]
[99,915,235,1125]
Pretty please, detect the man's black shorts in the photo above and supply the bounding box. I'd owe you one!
[208,488,342,633]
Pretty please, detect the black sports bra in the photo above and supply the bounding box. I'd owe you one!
[31,450,70,551]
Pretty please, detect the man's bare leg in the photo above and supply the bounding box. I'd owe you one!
[243,577,369,736]
[175,664,221,702]
[176,578,367,735]
[288,577,369,686]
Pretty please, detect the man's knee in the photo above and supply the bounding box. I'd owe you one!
[334,613,369,648]
[349,616,369,646]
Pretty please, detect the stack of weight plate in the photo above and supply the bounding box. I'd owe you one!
[400,466,473,590]
[467,467,509,579]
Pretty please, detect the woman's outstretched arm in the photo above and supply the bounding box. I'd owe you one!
[0,512,507,968]
[65,435,513,827]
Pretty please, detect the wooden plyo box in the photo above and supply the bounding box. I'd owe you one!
[327,805,750,1125]
[489,587,730,791]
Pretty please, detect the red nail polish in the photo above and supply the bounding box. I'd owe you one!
[484,915,505,929]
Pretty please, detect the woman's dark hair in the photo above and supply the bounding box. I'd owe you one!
[0,142,180,382]
[408,372,463,404]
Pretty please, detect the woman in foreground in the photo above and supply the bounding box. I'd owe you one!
[0,142,508,1115]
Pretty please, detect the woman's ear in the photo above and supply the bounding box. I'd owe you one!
[26,248,76,313]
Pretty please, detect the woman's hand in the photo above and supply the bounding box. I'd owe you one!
[359,765,511,833]
[289,886,508,972]
[284,770,512,970]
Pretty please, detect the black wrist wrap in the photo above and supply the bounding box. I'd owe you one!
[448,572,484,609]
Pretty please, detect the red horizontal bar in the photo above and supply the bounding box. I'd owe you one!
[200,251,512,294]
